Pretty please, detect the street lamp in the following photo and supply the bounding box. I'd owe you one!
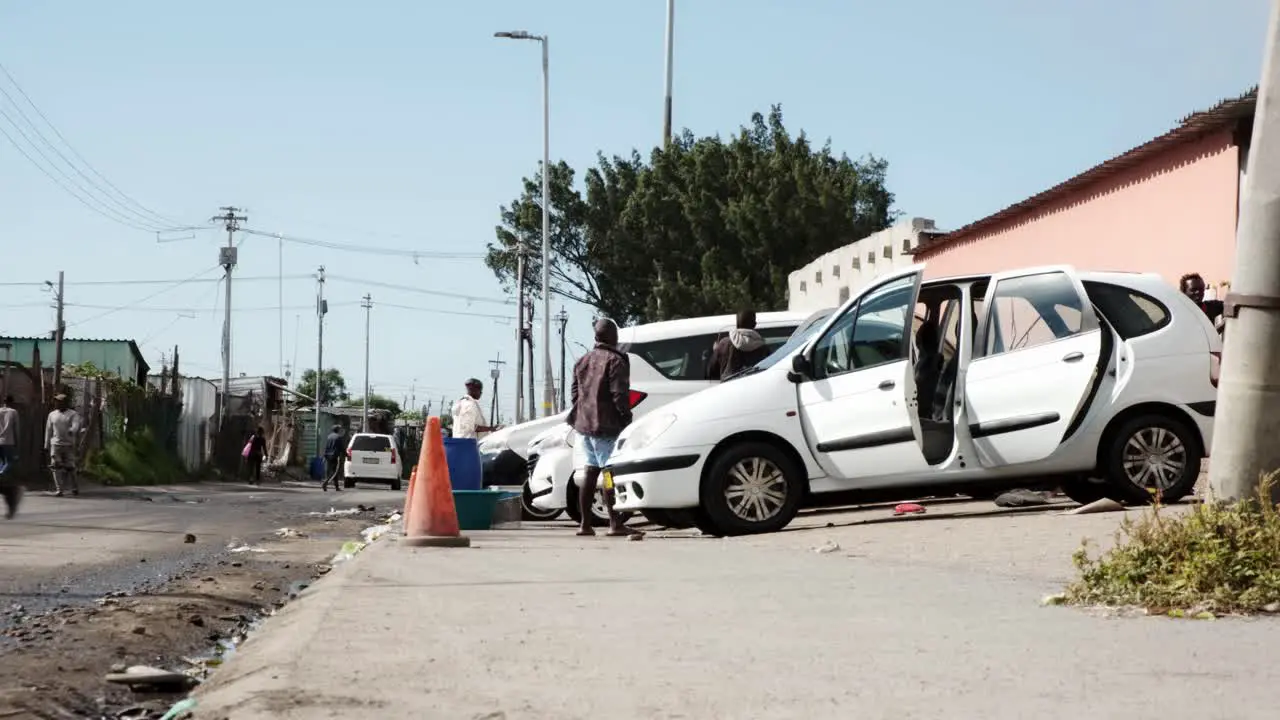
[495,29,554,419]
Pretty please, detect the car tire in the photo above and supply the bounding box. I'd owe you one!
[343,479,356,489]
[1101,413,1203,505]
[521,481,563,521]
[390,479,402,491]
[698,442,804,537]
[641,509,697,530]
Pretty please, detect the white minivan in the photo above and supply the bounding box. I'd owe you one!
[604,265,1222,536]
[522,311,814,525]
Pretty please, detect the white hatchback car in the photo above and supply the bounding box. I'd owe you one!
[342,433,404,490]
[604,265,1222,536]
[525,311,815,526]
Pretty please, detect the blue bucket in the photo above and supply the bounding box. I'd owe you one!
[309,456,326,480]
[442,437,483,491]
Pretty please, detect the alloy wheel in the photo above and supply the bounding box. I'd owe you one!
[1122,426,1188,492]
[724,457,788,522]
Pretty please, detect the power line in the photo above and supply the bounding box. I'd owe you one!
[0,60,182,229]
[326,274,512,306]
[0,274,315,288]
[376,301,514,321]
[238,228,484,261]
[65,265,222,328]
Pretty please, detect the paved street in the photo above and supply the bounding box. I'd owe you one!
[0,480,401,621]
[193,498,1277,720]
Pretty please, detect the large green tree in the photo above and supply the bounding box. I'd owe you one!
[296,368,350,406]
[486,105,895,324]
[347,393,403,417]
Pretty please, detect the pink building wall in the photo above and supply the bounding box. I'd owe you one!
[918,131,1241,289]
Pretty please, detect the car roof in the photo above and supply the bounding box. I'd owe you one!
[618,311,811,344]
[351,432,394,438]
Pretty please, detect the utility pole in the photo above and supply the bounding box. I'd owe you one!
[555,307,569,412]
[1210,0,1280,503]
[361,294,372,432]
[526,297,536,421]
[663,0,675,147]
[489,354,506,425]
[514,242,526,424]
[410,379,417,419]
[314,266,327,460]
[212,206,246,429]
[51,271,65,393]
[539,36,554,422]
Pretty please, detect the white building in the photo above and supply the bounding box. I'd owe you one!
[786,217,944,312]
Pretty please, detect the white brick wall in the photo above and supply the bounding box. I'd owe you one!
[787,218,939,312]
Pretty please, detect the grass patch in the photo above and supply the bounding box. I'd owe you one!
[84,428,190,486]
[1064,472,1280,615]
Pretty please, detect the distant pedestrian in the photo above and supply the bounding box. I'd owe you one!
[0,395,22,518]
[246,426,267,485]
[567,318,640,538]
[45,393,82,497]
[322,424,347,492]
[1180,273,1226,336]
[706,310,771,381]
[451,379,500,440]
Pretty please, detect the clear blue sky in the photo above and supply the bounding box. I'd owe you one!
[0,0,1268,420]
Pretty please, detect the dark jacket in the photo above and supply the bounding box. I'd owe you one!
[323,431,346,460]
[707,329,770,381]
[567,344,632,437]
[248,434,267,461]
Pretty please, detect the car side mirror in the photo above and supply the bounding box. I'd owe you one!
[788,353,811,383]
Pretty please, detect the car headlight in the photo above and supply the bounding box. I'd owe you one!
[528,424,573,455]
[625,413,677,452]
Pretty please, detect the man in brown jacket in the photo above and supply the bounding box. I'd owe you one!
[567,318,640,537]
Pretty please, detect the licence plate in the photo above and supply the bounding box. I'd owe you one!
[602,470,614,490]
[362,457,379,464]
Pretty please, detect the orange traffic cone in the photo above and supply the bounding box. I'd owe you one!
[402,417,470,548]
[402,465,418,530]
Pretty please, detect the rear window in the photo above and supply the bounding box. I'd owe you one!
[623,325,796,380]
[1082,281,1171,339]
[350,435,392,451]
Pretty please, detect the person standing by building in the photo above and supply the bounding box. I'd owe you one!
[0,395,22,518]
[451,379,500,440]
[568,318,640,538]
[45,393,82,497]
[322,424,347,492]
[706,310,771,381]
[246,426,267,485]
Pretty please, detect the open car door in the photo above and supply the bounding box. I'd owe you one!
[795,266,931,485]
[963,266,1104,467]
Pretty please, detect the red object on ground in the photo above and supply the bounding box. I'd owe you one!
[893,503,927,516]
[402,418,470,547]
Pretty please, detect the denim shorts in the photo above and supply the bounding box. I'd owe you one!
[580,435,618,469]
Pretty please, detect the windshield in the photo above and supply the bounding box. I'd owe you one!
[740,309,835,376]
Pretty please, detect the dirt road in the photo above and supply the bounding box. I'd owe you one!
[0,480,404,719]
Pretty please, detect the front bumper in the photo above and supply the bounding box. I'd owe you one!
[481,449,527,488]
[529,447,574,510]
[606,451,704,511]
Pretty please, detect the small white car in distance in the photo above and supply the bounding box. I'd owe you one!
[604,264,1221,536]
[525,311,815,526]
[342,433,404,491]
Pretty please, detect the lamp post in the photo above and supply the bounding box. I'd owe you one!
[495,29,554,419]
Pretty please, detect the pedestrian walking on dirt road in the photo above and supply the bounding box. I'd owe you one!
[44,393,82,497]
[246,427,267,485]
[706,310,770,381]
[452,379,500,440]
[0,395,23,518]
[567,318,641,538]
[322,424,346,492]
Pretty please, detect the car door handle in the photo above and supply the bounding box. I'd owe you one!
[878,380,896,390]
[1062,352,1084,363]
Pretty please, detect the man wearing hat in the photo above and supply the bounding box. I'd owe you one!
[44,393,83,497]
[452,379,500,440]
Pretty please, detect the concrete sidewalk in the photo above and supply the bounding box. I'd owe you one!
[194,516,1280,720]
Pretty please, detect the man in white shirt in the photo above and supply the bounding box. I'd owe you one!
[451,378,500,440]
[45,393,83,497]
